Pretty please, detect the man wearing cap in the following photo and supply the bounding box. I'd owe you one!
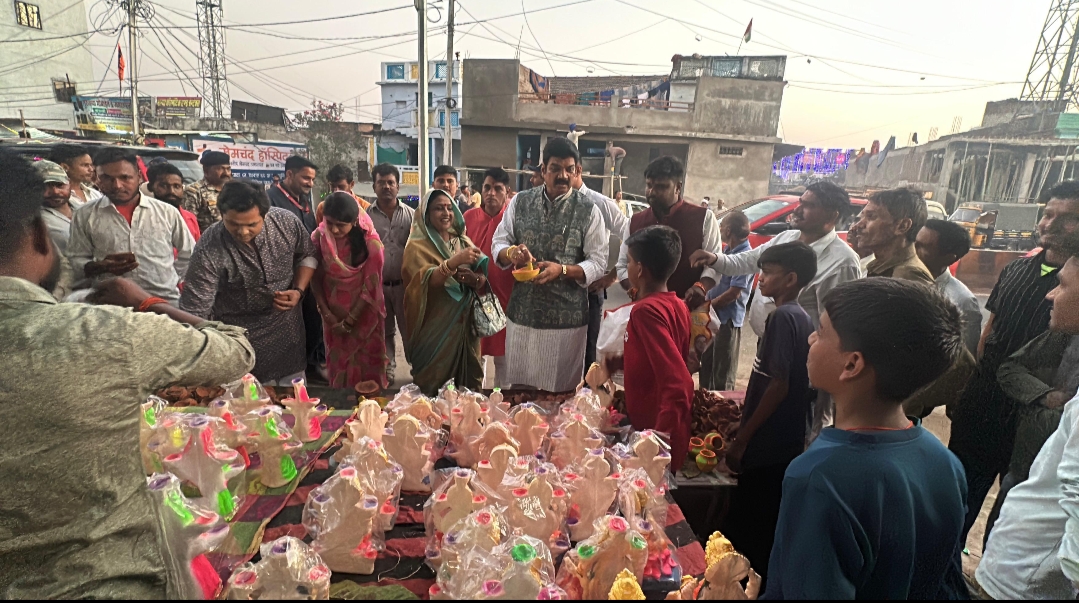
[35,160,81,256]
[183,150,232,232]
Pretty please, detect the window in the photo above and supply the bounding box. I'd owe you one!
[52,78,76,103]
[15,1,41,29]
[719,146,744,157]
[434,61,448,80]
[438,110,460,128]
[410,63,419,80]
[386,64,405,80]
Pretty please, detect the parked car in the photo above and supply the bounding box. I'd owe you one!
[0,140,204,184]
[926,200,947,221]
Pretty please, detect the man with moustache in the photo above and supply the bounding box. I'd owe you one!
[148,162,201,241]
[464,167,517,375]
[68,148,194,305]
[0,152,255,598]
[367,163,414,386]
[50,144,103,205]
[183,150,232,232]
[492,137,609,392]
[950,181,1079,547]
[690,181,863,438]
[35,160,80,256]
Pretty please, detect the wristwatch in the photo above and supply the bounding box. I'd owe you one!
[562,264,568,277]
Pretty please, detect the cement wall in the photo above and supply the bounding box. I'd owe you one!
[515,101,695,133]
[461,126,518,169]
[693,76,784,138]
[463,60,520,126]
[1,0,94,130]
[684,140,773,206]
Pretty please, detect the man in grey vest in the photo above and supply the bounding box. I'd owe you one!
[492,137,609,392]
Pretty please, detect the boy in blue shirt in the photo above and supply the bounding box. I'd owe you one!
[765,278,969,599]
[700,210,753,391]
[722,241,817,585]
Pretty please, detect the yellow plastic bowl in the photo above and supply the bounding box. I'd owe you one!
[513,264,540,282]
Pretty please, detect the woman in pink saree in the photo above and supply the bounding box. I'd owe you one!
[310,192,389,389]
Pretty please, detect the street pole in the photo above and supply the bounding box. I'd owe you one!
[442,0,454,166]
[128,0,140,140]
[416,0,430,198]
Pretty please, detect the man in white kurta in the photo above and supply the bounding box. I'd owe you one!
[491,137,609,392]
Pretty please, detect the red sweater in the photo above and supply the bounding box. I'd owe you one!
[624,291,694,472]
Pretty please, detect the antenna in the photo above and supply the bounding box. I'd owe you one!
[197,0,230,119]
[1021,0,1079,112]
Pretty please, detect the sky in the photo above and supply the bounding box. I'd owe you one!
[78,0,1049,150]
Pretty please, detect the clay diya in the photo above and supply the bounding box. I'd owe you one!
[689,437,706,458]
[704,432,725,453]
[513,262,540,282]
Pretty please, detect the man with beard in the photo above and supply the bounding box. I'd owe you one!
[0,152,255,598]
[950,181,1079,547]
[492,137,609,392]
[35,160,80,255]
[269,155,321,376]
[183,150,231,232]
[270,155,318,233]
[68,148,194,305]
[617,156,720,302]
[367,164,414,386]
[690,181,863,438]
[148,162,201,241]
[463,168,516,375]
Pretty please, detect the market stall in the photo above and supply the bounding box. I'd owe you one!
[141,375,759,600]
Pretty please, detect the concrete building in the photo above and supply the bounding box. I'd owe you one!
[839,100,1079,212]
[377,59,461,178]
[460,55,787,207]
[1,0,94,132]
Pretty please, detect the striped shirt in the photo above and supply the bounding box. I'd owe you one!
[983,251,1059,368]
[367,201,414,283]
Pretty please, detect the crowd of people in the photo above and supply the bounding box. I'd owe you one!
[5,134,1079,599]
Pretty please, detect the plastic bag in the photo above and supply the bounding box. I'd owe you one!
[160,414,247,520]
[280,378,329,443]
[226,537,331,600]
[429,504,509,574]
[147,472,230,600]
[335,399,388,464]
[385,384,444,431]
[549,412,604,470]
[431,533,565,600]
[555,515,649,600]
[424,468,504,569]
[334,437,403,530]
[140,396,168,474]
[621,429,673,492]
[218,373,273,415]
[508,403,550,458]
[504,462,569,548]
[302,456,397,575]
[244,405,303,489]
[687,306,720,374]
[382,412,437,493]
[561,448,620,541]
[597,303,634,365]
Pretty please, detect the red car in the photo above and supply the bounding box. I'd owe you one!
[719,194,869,248]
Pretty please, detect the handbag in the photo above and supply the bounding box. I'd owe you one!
[471,288,507,338]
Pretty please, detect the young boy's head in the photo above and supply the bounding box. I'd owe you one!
[625,225,682,290]
[756,241,817,299]
[811,279,962,402]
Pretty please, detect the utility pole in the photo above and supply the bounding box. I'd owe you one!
[442,0,454,166]
[416,0,430,198]
[128,0,140,139]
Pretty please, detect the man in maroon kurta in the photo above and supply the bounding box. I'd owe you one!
[617,156,722,306]
[621,225,695,471]
[463,168,515,357]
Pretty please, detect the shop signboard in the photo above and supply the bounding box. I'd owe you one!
[155,96,202,118]
[192,137,308,185]
[72,96,152,134]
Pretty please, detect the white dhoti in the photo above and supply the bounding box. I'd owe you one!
[498,320,587,392]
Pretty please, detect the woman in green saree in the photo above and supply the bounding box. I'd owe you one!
[402,189,490,395]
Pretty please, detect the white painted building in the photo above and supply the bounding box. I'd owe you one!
[1,0,95,132]
[377,60,461,176]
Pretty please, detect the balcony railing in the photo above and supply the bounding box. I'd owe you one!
[518,92,693,112]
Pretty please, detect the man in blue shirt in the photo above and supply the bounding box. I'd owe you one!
[700,211,752,391]
[765,278,968,599]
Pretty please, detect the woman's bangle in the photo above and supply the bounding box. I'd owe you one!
[138,297,168,312]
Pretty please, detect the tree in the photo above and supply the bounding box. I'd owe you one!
[292,101,369,197]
